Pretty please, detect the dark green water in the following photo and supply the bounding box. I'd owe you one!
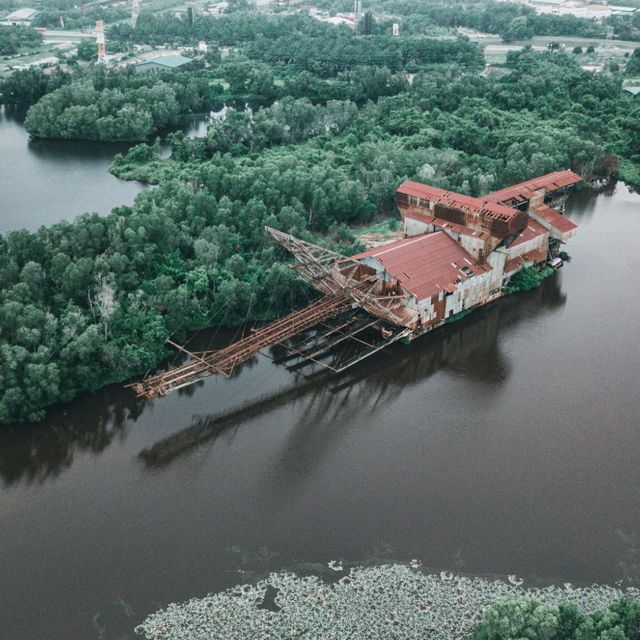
[0,107,146,233]
[0,148,639,638]
[0,109,210,233]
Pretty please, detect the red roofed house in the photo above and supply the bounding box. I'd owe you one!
[347,170,581,329]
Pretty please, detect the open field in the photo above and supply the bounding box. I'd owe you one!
[462,29,639,65]
[0,42,75,75]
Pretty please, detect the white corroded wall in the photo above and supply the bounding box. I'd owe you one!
[487,250,508,288]
[504,230,549,261]
[403,216,431,237]
[403,216,487,261]
[456,233,486,261]
[442,270,495,318]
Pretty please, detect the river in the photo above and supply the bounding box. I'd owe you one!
[0,142,639,637]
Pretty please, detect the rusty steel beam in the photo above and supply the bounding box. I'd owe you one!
[128,294,352,399]
[264,226,409,327]
[128,228,418,401]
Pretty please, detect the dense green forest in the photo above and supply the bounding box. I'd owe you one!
[31,5,130,30]
[474,596,640,640]
[21,66,214,141]
[0,0,129,29]
[0,5,639,424]
[0,25,41,55]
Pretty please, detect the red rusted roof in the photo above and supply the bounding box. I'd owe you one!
[504,256,524,273]
[485,170,582,205]
[523,248,547,263]
[352,231,490,301]
[531,203,577,234]
[398,180,521,223]
[509,219,549,248]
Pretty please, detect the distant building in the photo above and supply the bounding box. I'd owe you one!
[610,5,639,15]
[255,0,273,13]
[623,85,640,96]
[1,7,38,25]
[525,0,636,20]
[308,8,356,27]
[207,2,229,16]
[135,54,193,72]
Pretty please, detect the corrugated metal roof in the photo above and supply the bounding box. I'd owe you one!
[398,180,520,222]
[509,219,549,248]
[531,203,577,234]
[485,170,582,205]
[523,248,547,263]
[136,54,192,68]
[352,231,490,301]
[504,256,524,273]
[4,8,37,20]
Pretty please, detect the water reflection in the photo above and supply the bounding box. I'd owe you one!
[0,107,145,232]
[0,267,566,490]
[139,275,566,472]
[0,389,147,487]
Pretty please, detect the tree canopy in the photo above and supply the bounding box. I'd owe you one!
[0,7,639,425]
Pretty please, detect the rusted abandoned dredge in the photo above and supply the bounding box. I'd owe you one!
[130,170,581,399]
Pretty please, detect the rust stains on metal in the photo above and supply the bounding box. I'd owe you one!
[352,231,489,302]
[508,220,549,248]
[484,169,583,206]
[128,294,352,399]
[396,180,528,238]
[127,170,584,400]
[530,203,578,234]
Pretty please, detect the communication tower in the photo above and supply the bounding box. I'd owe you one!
[96,20,106,62]
[131,0,140,28]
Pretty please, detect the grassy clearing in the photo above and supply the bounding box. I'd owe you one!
[352,217,403,248]
[0,43,72,74]
[480,34,638,65]
[352,217,399,236]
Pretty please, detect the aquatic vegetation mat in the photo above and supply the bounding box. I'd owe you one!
[136,564,637,639]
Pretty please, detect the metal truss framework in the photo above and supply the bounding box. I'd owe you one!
[129,228,412,400]
[129,294,352,399]
[264,227,409,328]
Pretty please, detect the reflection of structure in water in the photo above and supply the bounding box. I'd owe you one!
[137,275,566,471]
[130,171,580,401]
